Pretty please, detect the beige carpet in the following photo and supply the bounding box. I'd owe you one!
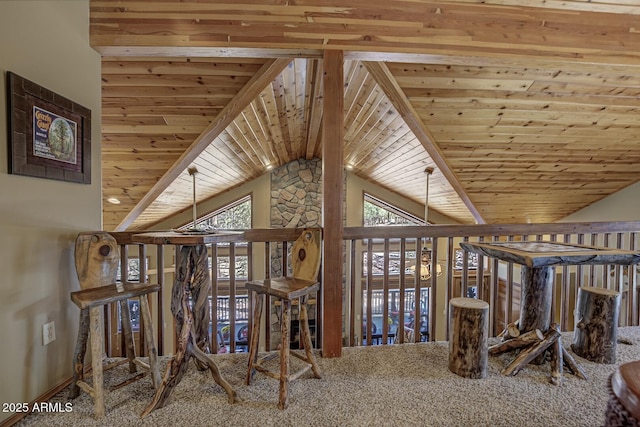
[16,328,640,427]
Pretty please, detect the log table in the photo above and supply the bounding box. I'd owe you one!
[459,240,640,384]
[132,230,244,416]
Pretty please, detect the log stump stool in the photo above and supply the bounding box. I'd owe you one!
[246,229,322,409]
[604,360,640,426]
[449,297,489,379]
[572,286,620,364]
[69,232,161,419]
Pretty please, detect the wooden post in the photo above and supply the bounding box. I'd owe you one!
[572,286,620,364]
[448,298,489,379]
[322,49,344,358]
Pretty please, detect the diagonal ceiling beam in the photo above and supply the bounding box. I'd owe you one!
[363,61,485,224]
[116,58,292,231]
[305,59,324,160]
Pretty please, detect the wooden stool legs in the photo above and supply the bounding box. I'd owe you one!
[246,293,321,409]
[69,294,160,419]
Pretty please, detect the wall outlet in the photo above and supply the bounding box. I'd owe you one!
[43,321,56,346]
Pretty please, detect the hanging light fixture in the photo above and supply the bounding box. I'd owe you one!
[417,166,442,280]
[188,166,199,231]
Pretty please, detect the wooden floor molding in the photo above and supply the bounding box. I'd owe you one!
[0,377,72,427]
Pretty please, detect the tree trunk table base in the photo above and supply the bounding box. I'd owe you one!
[141,244,238,417]
[460,239,640,385]
[490,322,587,384]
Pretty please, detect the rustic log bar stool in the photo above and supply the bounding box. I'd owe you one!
[448,297,489,379]
[572,286,620,364]
[69,232,161,419]
[245,228,322,409]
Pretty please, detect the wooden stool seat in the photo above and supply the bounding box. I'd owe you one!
[605,361,640,426]
[71,283,160,309]
[245,229,322,410]
[69,232,161,419]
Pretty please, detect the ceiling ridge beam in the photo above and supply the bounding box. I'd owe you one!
[116,58,292,231]
[363,61,485,224]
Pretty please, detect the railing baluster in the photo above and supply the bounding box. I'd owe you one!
[264,241,271,351]
[229,242,236,353]
[398,238,406,344]
[461,236,469,297]
[630,233,638,326]
[382,238,390,344]
[211,244,219,352]
[349,239,356,347]
[365,239,373,346]
[506,235,514,326]
[156,244,164,356]
[429,237,439,342]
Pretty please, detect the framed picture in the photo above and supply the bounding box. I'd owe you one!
[6,72,91,184]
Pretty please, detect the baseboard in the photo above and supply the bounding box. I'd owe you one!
[0,377,72,427]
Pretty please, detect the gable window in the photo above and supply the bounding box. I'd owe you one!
[363,193,425,227]
[178,194,252,231]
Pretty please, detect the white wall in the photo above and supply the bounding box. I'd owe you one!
[561,181,640,222]
[0,1,102,423]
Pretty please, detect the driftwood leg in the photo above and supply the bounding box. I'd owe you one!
[189,244,212,357]
[140,295,161,389]
[189,336,238,404]
[142,283,193,417]
[562,347,588,380]
[502,328,560,377]
[300,298,321,379]
[572,286,620,364]
[550,325,564,386]
[279,299,291,410]
[489,329,543,355]
[246,291,263,385]
[89,306,105,419]
[70,308,90,399]
[119,299,137,373]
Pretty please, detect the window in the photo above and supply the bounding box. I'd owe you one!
[363,193,425,226]
[178,195,251,231]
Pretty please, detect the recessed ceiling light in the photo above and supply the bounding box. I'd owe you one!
[345,164,354,170]
[107,197,121,205]
[266,164,274,170]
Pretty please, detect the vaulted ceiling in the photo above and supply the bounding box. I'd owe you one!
[90,1,640,231]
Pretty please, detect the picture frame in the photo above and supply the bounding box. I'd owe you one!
[6,71,91,184]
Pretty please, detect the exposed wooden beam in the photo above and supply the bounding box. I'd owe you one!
[322,50,344,358]
[363,61,485,224]
[305,59,324,160]
[116,58,292,231]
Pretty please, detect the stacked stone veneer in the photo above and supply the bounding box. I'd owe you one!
[271,158,322,229]
[268,158,322,348]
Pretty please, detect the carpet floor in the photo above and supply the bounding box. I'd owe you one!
[16,328,640,427]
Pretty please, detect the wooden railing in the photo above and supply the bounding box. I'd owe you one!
[109,221,640,355]
[344,221,640,346]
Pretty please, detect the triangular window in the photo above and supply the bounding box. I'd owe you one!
[363,193,425,226]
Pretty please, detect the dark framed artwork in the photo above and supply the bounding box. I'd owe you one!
[6,72,91,184]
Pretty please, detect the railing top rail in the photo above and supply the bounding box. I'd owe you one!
[109,222,640,246]
[344,221,640,240]
[109,227,322,246]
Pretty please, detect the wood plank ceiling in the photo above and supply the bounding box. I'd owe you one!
[92,0,640,231]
